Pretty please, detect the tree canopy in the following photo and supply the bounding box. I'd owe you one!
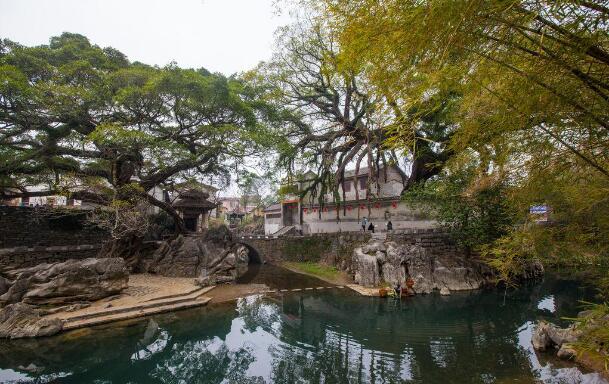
[0,33,278,231]
[251,15,456,214]
[318,0,609,275]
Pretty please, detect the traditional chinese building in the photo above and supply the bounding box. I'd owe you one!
[173,189,217,232]
[264,165,436,235]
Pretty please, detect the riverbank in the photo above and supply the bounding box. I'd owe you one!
[280,261,352,286]
[26,265,353,335]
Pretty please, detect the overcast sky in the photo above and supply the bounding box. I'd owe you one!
[0,0,290,75]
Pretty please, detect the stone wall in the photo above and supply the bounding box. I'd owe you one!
[0,245,103,269]
[386,228,461,258]
[238,232,372,271]
[0,206,108,268]
[0,206,108,248]
[239,229,461,273]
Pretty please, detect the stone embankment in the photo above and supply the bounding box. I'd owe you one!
[350,229,543,294]
[352,236,493,294]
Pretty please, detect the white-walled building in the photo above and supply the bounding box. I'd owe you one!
[263,165,436,235]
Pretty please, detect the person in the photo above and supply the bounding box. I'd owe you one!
[361,217,368,231]
[368,222,375,233]
[386,220,393,231]
[394,282,402,297]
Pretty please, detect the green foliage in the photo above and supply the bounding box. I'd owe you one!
[277,184,299,199]
[318,0,609,290]
[0,33,283,233]
[571,302,609,373]
[404,164,516,251]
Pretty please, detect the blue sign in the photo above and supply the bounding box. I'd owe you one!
[530,205,548,214]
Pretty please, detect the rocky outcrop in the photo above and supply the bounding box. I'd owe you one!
[532,320,583,362]
[352,239,494,293]
[532,320,581,353]
[0,258,129,307]
[0,303,63,339]
[145,226,250,284]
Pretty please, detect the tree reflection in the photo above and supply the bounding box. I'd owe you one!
[0,276,599,384]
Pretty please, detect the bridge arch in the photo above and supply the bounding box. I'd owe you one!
[240,242,263,264]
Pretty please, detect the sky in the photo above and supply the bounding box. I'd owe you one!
[0,0,291,75]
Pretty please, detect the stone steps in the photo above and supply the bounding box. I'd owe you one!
[57,286,215,331]
[62,297,211,331]
[142,286,209,302]
[60,286,214,323]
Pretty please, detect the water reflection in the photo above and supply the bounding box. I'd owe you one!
[0,275,606,383]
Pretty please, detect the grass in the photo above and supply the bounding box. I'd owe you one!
[282,261,342,282]
[571,302,609,374]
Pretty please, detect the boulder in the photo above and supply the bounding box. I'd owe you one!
[440,287,451,296]
[532,320,581,353]
[0,303,63,339]
[147,228,250,284]
[0,276,10,296]
[0,258,128,307]
[353,248,381,287]
[351,238,492,292]
[532,321,553,351]
[557,344,577,360]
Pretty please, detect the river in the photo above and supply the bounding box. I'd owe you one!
[0,267,606,383]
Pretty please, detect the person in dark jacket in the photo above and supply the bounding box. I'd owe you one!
[368,222,375,233]
[386,220,393,231]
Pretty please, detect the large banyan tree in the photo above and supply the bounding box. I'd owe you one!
[0,33,277,234]
[253,16,456,211]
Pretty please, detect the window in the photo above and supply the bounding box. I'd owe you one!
[359,177,368,189]
[342,181,351,192]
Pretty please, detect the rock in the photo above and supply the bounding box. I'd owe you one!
[352,248,381,287]
[0,303,63,339]
[557,343,577,360]
[440,287,451,295]
[65,303,90,312]
[351,238,492,292]
[532,321,553,351]
[147,228,250,284]
[0,258,129,307]
[548,324,581,346]
[0,276,10,296]
[532,320,581,352]
[18,363,43,373]
[361,240,386,254]
[39,302,90,316]
[195,275,216,287]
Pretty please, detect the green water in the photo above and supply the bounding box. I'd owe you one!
[0,270,605,384]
